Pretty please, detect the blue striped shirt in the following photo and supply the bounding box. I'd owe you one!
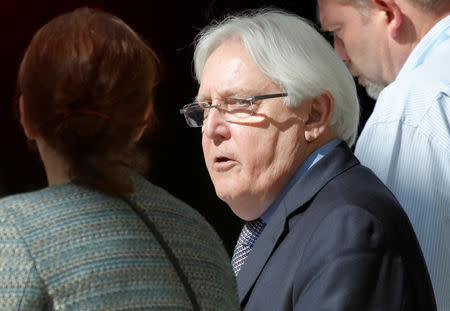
[355,15,450,311]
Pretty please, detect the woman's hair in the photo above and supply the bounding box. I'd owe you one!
[17,7,160,195]
[194,8,359,146]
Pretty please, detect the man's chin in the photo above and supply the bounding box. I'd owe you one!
[346,62,385,100]
[358,77,385,100]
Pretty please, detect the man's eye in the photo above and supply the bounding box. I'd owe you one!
[226,98,248,106]
[323,31,335,44]
[198,102,211,109]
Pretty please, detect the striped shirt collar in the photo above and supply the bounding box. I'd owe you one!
[397,15,450,80]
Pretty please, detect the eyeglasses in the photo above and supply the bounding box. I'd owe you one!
[179,93,288,127]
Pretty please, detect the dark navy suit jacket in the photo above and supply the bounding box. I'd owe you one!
[237,142,436,311]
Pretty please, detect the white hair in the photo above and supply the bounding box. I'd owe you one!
[194,9,360,146]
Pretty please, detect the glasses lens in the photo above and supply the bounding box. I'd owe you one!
[184,105,205,127]
[222,99,252,120]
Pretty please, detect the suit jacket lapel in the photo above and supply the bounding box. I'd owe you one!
[236,202,287,303]
[236,142,359,304]
[282,142,359,216]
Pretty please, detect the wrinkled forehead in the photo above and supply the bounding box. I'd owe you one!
[198,39,280,99]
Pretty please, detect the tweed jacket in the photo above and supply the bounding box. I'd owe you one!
[0,173,239,310]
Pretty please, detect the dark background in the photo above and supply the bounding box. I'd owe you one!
[0,0,374,255]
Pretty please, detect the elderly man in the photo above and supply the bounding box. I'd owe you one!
[180,9,436,311]
[318,1,450,309]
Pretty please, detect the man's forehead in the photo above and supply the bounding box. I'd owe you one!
[317,0,338,27]
[197,39,276,100]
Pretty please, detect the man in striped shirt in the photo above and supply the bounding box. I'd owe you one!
[319,0,450,309]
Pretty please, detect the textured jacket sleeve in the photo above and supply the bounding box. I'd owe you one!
[0,211,47,311]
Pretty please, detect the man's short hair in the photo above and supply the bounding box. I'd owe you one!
[194,9,360,146]
[339,0,445,13]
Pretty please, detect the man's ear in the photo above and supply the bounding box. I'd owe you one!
[304,90,334,142]
[19,96,38,139]
[372,0,403,38]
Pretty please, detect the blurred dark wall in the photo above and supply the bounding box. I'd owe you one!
[0,0,374,254]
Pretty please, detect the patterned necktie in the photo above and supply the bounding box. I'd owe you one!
[231,218,266,276]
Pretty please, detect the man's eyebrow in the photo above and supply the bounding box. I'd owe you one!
[319,23,337,33]
[194,95,209,102]
[195,88,250,102]
[221,88,251,98]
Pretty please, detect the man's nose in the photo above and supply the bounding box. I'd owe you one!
[202,107,231,140]
[333,34,350,62]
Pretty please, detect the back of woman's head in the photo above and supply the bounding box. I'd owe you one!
[17,7,160,195]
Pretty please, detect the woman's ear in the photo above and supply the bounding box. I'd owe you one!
[131,100,154,143]
[304,90,334,142]
[19,96,38,139]
[132,125,147,143]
